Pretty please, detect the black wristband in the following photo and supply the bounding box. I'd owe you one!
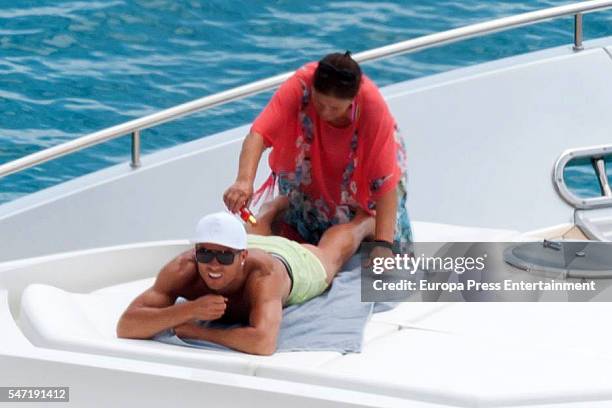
[372,239,395,251]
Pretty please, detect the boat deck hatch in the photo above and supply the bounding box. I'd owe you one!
[504,241,612,278]
[554,145,612,210]
[553,146,612,242]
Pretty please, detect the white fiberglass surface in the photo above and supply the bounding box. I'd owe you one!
[13,234,612,407]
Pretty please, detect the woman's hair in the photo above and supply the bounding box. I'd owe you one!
[313,51,362,99]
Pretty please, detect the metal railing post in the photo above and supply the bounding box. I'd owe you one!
[131,130,141,169]
[574,13,584,51]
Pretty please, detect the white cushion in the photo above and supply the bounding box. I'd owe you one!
[371,302,454,327]
[413,302,612,359]
[22,274,612,406]
[362,321,398,344]
[20,282,342,373]
[258,329,612,406]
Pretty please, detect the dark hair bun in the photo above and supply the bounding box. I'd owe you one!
[313,52,362,99]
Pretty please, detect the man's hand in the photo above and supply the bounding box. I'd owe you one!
[189,295,227,321]
[223,180,253,214]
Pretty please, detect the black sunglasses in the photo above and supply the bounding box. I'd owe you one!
[317,61,357,87]
[195,248,242,265]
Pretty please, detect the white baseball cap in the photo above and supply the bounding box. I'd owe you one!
[191,212,247,250]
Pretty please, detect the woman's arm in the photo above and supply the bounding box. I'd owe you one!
[374,185,398,243]
[223,131,267,213]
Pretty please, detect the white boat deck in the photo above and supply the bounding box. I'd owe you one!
[18,275,612,407]
[1,221,610,407]
[1,10,612,404]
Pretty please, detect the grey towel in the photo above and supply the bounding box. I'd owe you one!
[155,255,393,353]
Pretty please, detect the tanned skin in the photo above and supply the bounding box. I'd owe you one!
[116,200,374,355]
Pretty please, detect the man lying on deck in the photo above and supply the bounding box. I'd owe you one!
[116,210,373,355]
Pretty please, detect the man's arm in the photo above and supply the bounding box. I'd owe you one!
[175,273,283,355]
[116,250,226,339]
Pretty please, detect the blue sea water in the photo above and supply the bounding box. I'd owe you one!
[1,0,612,204]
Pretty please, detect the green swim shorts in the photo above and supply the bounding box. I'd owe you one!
[247,234,328,305]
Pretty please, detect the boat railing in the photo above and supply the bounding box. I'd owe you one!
[1,0,612,179]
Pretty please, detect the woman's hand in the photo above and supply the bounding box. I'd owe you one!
[223,180,253,213]
[224,131,267,213]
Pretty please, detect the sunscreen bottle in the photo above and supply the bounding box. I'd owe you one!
[239,206,257,225]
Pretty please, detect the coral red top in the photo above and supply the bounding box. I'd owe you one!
[251,62,406,243]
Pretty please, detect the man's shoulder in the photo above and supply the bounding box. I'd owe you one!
[156,249,198,289]
[176,248,197,268]
[244,251,275,281]
[168,249,197,275]
[245,247,274,265]
[244,255,285,297]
